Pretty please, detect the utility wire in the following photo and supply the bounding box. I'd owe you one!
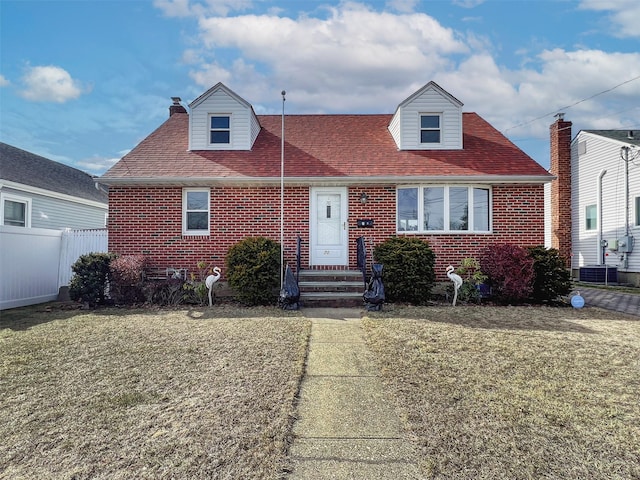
[504,74,640,133]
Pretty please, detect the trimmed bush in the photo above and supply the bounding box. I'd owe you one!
[528,246,572,303]
[451,257,488,304]
[69,252,115,307]
[373,236,436,304]
[226,236,281,306]
[109,255,148,305]
[480,244,534,304]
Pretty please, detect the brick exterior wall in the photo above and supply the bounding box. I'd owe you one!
[549,117,572,266]
[108,183,545,282]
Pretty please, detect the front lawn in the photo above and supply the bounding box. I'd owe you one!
[0,306,310,479]
[363,305,640,479]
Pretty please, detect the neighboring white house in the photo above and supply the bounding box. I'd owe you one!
[0,142,108,229]
[570,130,640,286]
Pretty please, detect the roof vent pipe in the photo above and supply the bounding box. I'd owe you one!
[628,130,634,140]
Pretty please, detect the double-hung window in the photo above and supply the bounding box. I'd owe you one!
[397,186,491,233]
[182,188,210,236]
[209,115,230,144]
[420,114,441,144]
[1,193,31,227]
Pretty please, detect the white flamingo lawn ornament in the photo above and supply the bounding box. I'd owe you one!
[446,265,463,306]
[205,267,222,307]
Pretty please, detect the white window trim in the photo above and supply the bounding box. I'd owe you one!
[585,204,597,231]
[208,114,231,146]
[419,113,442,145]
[182,188,210,236]
[396,185,492,234]
[0,192,32,227]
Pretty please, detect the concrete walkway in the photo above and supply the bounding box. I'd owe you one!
[288,308,421,479]
[578,288,640,317]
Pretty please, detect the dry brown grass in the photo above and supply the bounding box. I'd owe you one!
[363,305,640,480]
[0,305,310,479]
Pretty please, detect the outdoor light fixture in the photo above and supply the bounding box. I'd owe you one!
[360,192,369,204]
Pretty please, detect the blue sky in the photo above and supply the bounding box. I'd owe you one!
[1,0,639,175]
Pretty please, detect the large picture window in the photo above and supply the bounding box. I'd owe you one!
[0,193,31,227]
[397,186,491,233]
[182,188,210,235]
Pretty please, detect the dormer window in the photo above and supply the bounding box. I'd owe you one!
[209,115,230,144]
[420,114,441,144]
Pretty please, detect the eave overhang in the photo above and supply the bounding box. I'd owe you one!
[97,174,554,188]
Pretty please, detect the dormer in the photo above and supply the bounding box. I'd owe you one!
[388,81,463,150]
[188,83,261,151]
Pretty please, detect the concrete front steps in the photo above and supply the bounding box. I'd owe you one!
[298,270,366,308]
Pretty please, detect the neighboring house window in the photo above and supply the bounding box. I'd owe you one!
[636,197,640,227]
[182,188,210,235]
[209,115,230,144]
[397,186,491,233]
[0,193,31,227]
[420,114,441,144]
[585,204,597,230]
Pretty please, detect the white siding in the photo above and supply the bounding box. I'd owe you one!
[388,112,401,148]
[189,88,259,151]
[572,132,640,275]
[1,186,107,230]
[390,87,463,150]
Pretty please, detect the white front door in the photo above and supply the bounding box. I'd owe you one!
[310,187,348,266]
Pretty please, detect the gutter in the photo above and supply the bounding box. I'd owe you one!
[597,169,607,265]
[97,174,555,187]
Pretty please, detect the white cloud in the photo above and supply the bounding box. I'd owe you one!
[0,74,9,87]
[77,155,120,174]
[191,3,468,111]
[452,0,486,8]
[19,65,86,103]
[579,0,640,38]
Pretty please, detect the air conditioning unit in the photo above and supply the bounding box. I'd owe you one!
[579,266,617,283]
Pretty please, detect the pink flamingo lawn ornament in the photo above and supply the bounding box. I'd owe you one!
[446,265,463,306]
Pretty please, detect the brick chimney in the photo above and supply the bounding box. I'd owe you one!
[549,113,572,267]
[169,97,187,117]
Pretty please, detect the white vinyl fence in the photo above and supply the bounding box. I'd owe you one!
[0,226,108,310]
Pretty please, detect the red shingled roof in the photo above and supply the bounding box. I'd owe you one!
[101,112,550,183]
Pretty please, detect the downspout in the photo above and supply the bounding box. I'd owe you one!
[597,169,606,265]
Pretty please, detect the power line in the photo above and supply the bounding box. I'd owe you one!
[504,74,640,133]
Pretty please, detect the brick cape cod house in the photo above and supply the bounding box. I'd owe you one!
[99,81,552,284]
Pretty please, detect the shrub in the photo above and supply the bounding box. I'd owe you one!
[109,255,148,305]
[451,257,488,304]
[226,236,281,305]
[480,244,534,304]
[373,236,436,304]
[528,246,572,303]
[69,252,115,307]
